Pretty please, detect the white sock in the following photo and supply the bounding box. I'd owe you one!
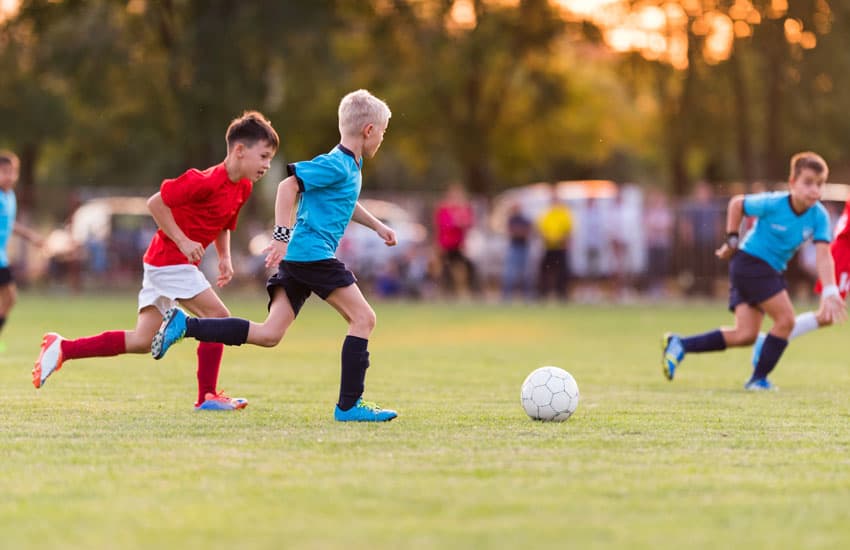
[789,311,820,340]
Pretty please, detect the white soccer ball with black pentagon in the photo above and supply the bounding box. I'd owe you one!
[520,366,579,421]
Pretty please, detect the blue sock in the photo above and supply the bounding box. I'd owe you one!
[186,317,250,346]
[752,333,788,380]
[681,329,726,353]
[338,336,369,411]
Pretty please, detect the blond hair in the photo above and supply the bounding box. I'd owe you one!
[789,151,828,181]
[338,89,391,136]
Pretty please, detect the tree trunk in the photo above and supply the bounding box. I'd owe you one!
[729,44,756,185]
[762,19,786,181]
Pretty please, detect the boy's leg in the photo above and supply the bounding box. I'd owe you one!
[748,290,794,388]
[326,283,396,421]
[179,288,232,407]
[153,289,296,357]
[0,282,16,340]
[662,304,762,381]
[33,307,161,388]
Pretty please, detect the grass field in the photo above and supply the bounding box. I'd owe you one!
[3,293,850,549]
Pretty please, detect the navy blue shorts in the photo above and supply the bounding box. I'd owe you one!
[728,251,787,312]
[0,267,13,286]
[266,259,356,316]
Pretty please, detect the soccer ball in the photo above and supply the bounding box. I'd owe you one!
[520,366,579,422]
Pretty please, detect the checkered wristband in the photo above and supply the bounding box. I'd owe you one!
[272,225,292,243]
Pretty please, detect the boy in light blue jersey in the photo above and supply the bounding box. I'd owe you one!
[662,152,846,390]
[0,151,43,347]
[152,90,399,421]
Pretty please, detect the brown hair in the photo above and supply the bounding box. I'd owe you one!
[0,150,20,169]
[789,151,828,181]
[226,111,279,150]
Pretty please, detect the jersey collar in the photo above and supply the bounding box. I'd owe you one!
[336,144,361,169]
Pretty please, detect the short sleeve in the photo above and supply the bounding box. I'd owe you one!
[813,204,832,243]
[742,192,774,218]
[160,169,210,207]
[287,155,345,192]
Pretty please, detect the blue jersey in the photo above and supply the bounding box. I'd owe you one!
[285,144,362,262]
[741,191,831,272]
[0,189,16,268]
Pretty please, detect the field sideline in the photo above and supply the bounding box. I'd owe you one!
[2,294,850,549]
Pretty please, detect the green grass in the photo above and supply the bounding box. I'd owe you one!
[2,294,850,549]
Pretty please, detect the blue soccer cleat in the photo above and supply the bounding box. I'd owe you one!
[661,332,685,381]
[751,332,766,369]
[744,377,777,392]
[195,391,248,411]
[151,307,187,360]
[334,398,398,422]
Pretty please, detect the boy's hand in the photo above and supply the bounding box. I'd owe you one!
[818,294,847,325]
[217,256,234,288]
[263,240,287,268]
[376,223,397,247]
[715,243,735,260]
[178,239,205,263]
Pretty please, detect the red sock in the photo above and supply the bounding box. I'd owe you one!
[196,342,224,404]
[61,331,127,360]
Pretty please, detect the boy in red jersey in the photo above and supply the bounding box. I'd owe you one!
[32,111,279,410]
[750,195,850,364]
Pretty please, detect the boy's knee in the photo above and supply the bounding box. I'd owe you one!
[254,326,285,347]
[774,316,795,335]
[738,332,758,346]
[350,308,377,334]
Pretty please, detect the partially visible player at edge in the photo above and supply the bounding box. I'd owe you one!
[750,185,850,365]
[662,152,846,391]
[32,112,279,411]
[151,89,398,422]
[0,151,45,348]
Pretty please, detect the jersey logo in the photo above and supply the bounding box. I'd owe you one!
[771,223,787,232]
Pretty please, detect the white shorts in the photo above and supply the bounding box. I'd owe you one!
[138,263,211,316]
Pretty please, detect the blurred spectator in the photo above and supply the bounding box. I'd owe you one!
[583,196,606,277]
[608,188,632,298]
[536,187,573,300]
[501,201,533,301]
[677,181,723,296]
[434,183,478,296]
[643,189,674,297]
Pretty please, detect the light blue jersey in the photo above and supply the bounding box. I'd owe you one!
[285,144,362,262]
[0,189,16,268]
[741,191,831,272]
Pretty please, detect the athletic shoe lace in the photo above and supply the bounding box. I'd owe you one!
[358,399,381,411]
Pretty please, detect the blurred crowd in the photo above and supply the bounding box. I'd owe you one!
[8,180,839,303]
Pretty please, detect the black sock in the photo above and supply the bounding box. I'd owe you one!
[752,333,788,380]
[185,317,250,346]
[682,329,726,353]
[338,335,369,410]
[0,316,5,336]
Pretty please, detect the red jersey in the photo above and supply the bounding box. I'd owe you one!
[814,200,850,298]
[143,163,252,267]
[434,202,474,251]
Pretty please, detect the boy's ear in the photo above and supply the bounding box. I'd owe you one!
[363,123,374,137]
[232,142,246,157]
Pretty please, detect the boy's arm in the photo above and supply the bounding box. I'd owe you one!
[263,176,300,268]
[352,201,397,246]
[715,195,745,260]
[147,192,204,263]
[12,222,44,247]
[213,230,233,288]
[815,242,846,324]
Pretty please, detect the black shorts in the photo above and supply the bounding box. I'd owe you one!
[728,251,787,312]
[0,266,13,287]
[266,258,356,316]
